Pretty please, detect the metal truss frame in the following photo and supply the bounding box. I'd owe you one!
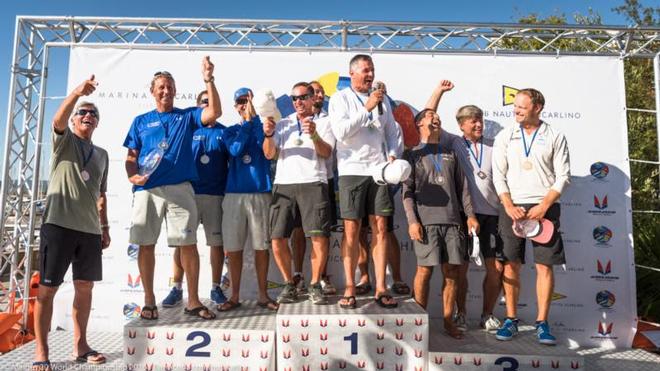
[1,16,659,329]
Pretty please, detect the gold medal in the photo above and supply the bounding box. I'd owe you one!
[522,160,533,170]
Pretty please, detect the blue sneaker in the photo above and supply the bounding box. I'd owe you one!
[536,321,557,345]
[495,318,519,341]
[162,287,183,307]
[211,286,227,304]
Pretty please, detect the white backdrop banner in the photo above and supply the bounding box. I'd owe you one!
[56,48,635,348]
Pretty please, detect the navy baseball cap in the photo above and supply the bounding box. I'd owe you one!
[233,87,253,102]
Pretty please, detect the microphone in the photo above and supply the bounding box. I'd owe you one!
[372,81,384,116]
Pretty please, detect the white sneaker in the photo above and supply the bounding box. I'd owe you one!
[453,312,467,332]
[320,277,336,295]
[480,314,502,333]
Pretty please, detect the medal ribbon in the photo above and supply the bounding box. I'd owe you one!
[464,137,483,169]
[296,118,303,138]
[157,111,170,148]
[424,143,443,173]
[81,144,95,172]
[521,126,540,159]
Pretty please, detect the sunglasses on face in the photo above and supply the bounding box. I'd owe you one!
[75,109,98,118]
[153,71,172,77]
[235,98,248,105]
[291,94,310,102]
[200,98,209,105]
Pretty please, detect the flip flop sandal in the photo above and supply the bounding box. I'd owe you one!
[374,294,398,309]
[391,281,411,295]
[31,360,51,371]
[257,299,279,311]
[139,305,158,320]
[184,305,216,320]
[339,296,357,309]
[218,300,241,312]
[75,350,106,364]
[355,282,372,296]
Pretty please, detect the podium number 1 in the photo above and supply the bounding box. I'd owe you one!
[344,332,358,354]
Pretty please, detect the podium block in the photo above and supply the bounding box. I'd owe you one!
[124,300,276,371]
[428,321,584,370]
[276,297,429,371]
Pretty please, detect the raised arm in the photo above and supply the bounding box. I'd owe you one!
[424,80,454,112]
[53,75,98,133]
[200,56,222,125]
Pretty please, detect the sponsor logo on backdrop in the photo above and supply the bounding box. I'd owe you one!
[97,90,197,101]
[127,274,141,289]
[550,292,584,308]
[591,259,620,281]
[552,321,586,334]
[489,85,581,119]
[591,321,618,340]
[596,290,616,309]
[590,162,610,181]
[589,195,616,216]
[123,303,141,320]
[127,244,139,260]
[592,226,613,246]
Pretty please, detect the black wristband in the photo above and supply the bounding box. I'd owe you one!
[264,132,274,138]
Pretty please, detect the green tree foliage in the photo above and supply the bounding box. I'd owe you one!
[507,0,660,321]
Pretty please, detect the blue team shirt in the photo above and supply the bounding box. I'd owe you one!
[123,107,203,191]
[191,123,229,196]
[222,116,272,194]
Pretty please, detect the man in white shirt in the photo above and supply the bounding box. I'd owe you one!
[329,54,403,309]
[263,82,334,305]
[492,88,570,345]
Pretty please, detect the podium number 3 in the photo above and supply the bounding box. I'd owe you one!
[344,332,358,354]
[186,331,211,357]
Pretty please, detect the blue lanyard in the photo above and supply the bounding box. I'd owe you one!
[424,143,442,173]
[296,118,302,136]
[156,112,170,142]
[350,88,373,121]
[81,144,95,169]
[464,137,483,169]
[521,126,540,158]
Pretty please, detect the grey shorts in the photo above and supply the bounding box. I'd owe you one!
[338,175,393,220]
[413,224,467,266]
[129,182,198,246]
[498,203,565,265]
[195,194,223,247]
[222,193,271,252]
[270,182,331,239]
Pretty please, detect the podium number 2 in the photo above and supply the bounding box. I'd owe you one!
[186,331,211,357]
[344,332,358,354]
[495,356,519,371]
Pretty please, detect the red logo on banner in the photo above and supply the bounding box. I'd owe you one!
[454,357,463,365]
[241,367,249,371]
[414,349,423,358]
[282,334,290,343]
[301,319,309,327]
[301,333,309,341]
[260,350,269,359]
[395,364,403,371]
[125,365,134,371]
[414,367,424,371]
[146,347,154,355]
[223,333,231,341]
[395,346,404,356]
[377,318,385,326]
[320,333,328,341]
[338,319,347,327]
[552,360,560,369]
[320,319,328,327]
[320,347,328,355]
[144,364,154,371]
[222,349,230,357]
[166,332,174,340]
[302,348,310,357]
[357,360,366,368]
[164,363,173,371]
[376,361,384,370]
[242,333,250,342]
[259,368,268,371]
[241,349,250,358]
[414,318,424,326]
[396,318,404,326]
[376,346,384,354]
[283,350,292,359]
[281,319,290,327]
[302,365,310,371]
[532,360,540,368]
[165,348,173,356]
[128,330,136,338]
[320,362,329,370]
[184,364,192,371]
[473,357,482,365]
[203,365,211,371]
[571,361,580,369]
[147,331,155,339]
[377,333,385,340]
[221,367,230,371]
[414,333,423,342]
[434,356,443,364]
[338,361,347,369]
[261,334,269,342]
[598,321,614,336]
[126,347,135,355]
[357,319,366,327]
[395,332,403,340]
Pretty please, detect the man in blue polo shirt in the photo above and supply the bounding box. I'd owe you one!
[161,89,229,308]
[217,87,277,311]
[123,56,221,320]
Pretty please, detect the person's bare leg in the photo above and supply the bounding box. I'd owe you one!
[72,280,101,361]
[535,263,554,322]
[357,226,370,285]
[340,218,361,303]
[179,245,204,309]
[210,245,224,285]
[224,250,243,305]
[387,232,403,283]
[138,244,156,308]
[291,227,306,275]
[442,263,463,339]
[370,215,395,306]
[255,249,275,305]
[34,285,58,364]
[483,258,503,315]
[456,262,469,315]
[310,236,328,284]
[502,261,521,318]
[171,247,184,286]
[272,238,293,283]
[413,265,433,309]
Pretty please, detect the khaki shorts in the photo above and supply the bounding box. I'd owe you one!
[196,194,223,247]
[222,193,271,252]
[129,182,198,246]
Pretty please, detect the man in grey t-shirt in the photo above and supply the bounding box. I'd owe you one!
[33,76,110,370]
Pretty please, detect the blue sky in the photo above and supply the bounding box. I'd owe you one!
[0,0,635,156]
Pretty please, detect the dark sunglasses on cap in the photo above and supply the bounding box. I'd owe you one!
[153,71,172,77]
[75,109,98,118]
[291,94,310,102]
[235,98,248,105]
[200,98,209,105]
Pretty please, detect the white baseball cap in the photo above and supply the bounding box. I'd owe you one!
[371,160,412,185]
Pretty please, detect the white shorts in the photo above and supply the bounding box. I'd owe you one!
[195,194,223,247]
[129,182,198,246]
[222,193,271,252]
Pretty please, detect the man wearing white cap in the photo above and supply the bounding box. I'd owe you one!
[263,82,334,305]
[492,88,570,345]
[329,54,403,309]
